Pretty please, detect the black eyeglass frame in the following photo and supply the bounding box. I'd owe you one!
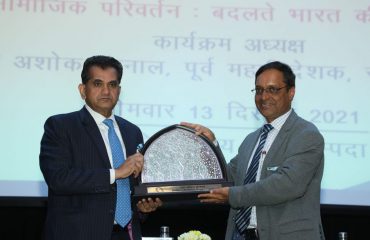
[251,86,289,95]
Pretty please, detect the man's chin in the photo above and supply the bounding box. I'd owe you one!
[259,107,272,114]
[97,99,116,107]
[259,109,274,119]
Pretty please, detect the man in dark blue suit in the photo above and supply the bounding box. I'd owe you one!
[39,55,161,240]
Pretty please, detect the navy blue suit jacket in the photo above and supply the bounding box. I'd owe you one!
[39,107,143,240]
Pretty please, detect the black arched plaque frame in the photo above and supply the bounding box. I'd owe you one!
[134,124,233,202]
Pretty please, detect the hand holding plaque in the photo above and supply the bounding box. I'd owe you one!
[134,124,232,202]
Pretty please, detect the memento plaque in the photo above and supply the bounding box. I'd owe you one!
[134,124,232,202]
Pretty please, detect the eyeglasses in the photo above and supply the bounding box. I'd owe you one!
[251,86,288,95]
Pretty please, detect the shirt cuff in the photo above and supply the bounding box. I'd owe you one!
[109,169,115,184]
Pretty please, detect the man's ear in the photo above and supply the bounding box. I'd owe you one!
[289,86,295,101]
[78,84,86,99]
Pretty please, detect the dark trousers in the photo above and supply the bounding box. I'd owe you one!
[232,228,259,240]
[111,224,131,240]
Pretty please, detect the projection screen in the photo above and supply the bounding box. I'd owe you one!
[0,0,369,206]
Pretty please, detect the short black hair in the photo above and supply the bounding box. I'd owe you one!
[255,61,295,88]
[81,55,123,84]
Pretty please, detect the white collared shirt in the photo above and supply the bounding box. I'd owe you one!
[85,104,127,184]
[248,109,292,228]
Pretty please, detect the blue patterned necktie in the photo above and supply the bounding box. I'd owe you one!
[234,124,273,235]
[103,119,131,227]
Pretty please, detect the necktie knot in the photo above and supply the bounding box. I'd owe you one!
[263,123,273,134]
[103,119,114,129]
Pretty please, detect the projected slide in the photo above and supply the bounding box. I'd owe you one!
[0,0,369,206]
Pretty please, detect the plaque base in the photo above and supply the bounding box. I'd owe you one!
[133,180,233,202]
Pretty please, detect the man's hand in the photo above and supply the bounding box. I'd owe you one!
[137,198,163,213]
[198,187,229,204]
[180,122,216,142]
[115,152,144,179]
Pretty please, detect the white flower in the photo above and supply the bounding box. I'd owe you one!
[177,230,211,240]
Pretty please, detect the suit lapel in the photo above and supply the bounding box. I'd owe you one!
[115,117,131,155]
[263,110,298,168]
[238,130,261,184]
[114,116,136,188]
[79,107,111,169]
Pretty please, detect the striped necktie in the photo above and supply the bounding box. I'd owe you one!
[103,119,132,227]
[234,123,273,235]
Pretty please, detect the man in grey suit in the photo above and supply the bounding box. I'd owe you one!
[182,61,325,240]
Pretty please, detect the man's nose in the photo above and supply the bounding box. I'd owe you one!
[260,90,271,100]
[101,84,110,94]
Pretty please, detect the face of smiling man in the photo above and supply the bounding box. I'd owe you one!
[254,68,295,123]
[78,66,121,118]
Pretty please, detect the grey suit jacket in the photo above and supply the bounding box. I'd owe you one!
[225,110,325,240]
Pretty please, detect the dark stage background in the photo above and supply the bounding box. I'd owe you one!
[0,198,369,240]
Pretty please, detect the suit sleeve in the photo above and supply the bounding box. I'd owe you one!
[229,128,324,208]
[227,155,239,183]
[39,116,111,195]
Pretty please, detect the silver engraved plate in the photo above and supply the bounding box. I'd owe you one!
[134,125,232,202]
